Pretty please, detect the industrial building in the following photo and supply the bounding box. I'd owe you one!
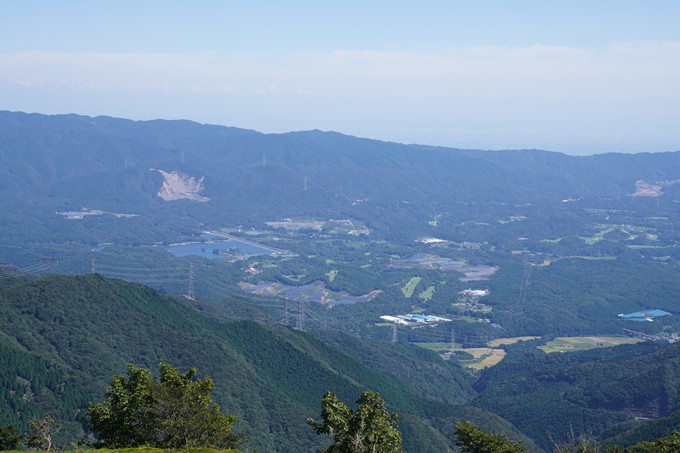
[380,314,452,325]
[618,309,671,322]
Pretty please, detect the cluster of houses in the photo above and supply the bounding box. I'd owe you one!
[459,289,489,298]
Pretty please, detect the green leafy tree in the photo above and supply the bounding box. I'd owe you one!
[86,361,243,449]
[649,431,680,453]
[0,425,21,451]
[622,431,680,453]
[25,415,61,452]
[454,421,527,453]
[308,391,405,453]
[146,361,243,449]
[85,363,156,448]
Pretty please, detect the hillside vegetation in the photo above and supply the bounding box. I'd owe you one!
[0,274,537,453]
[471,339,680,451]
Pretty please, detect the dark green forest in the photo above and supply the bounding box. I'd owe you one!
[3,274,680,452]
[0,274,537,453]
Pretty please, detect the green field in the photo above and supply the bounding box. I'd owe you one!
[325,269,338,282]
[579,226,616,244]
[539,336,645,353]
[419,285,435,301]
[402,277,422,298]
[414,343,508,370]
[487,336,541,347]
[578,224,659,245]
[461,348,507,370]
[413,342,461,352]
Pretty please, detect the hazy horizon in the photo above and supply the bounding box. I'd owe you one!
[6,108,680,157]
[2,1,679,155]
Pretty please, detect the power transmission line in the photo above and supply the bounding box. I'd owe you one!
[0,260,58,279]
[96,264,183,271]
[187,263,195,300]
[297,299,305,330]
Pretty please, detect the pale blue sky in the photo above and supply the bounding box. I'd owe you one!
[2,1,680,154]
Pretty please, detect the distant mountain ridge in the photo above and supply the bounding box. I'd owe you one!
[3,109,680,266]
[2,110,679,201]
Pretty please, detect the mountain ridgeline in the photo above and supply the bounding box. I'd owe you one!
[2,111,678,201]
[2,110,680,247]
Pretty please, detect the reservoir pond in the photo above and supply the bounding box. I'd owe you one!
[162,233,276,259]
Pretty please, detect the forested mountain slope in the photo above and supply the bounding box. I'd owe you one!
[312,329,476,404]
[471,340,680,451]
[0,274,537,453]
[2,110,678,201]
[599,409,680,449]
[1,110,680,247]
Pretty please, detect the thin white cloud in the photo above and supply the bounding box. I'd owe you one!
[1,43,678,99]
[607,41,680,59]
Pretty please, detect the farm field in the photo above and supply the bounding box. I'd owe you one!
[580,226,616,244]
[459,348,507,370]
[415,343,510,370]
[412,342,461,352]
[538,336,645,353]
[577,224,659,245]
[402,277,422,298]
[419,285,435,300]
[487,336,541,347]
[463,347,495,358]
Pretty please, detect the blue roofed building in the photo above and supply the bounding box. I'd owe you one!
[618,309,671,322]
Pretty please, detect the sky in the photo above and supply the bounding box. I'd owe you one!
[1,1,679,154]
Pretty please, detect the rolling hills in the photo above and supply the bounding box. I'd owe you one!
[2,110,680,248]
[0,273,538,452]
[4,111,680,451]
[472,339,680,451]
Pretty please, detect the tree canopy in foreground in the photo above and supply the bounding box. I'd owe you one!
[454,421,527,453]
[86,361,243,449]
[308,391,404,453]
